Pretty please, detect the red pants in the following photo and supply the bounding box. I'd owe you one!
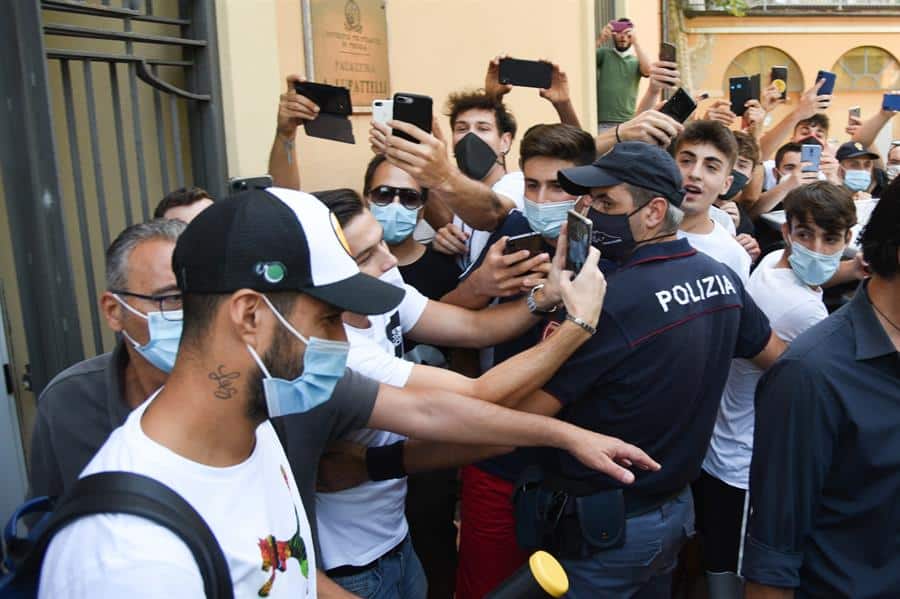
[455,465,530,599]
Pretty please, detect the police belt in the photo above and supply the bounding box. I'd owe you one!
[541,474,685,519]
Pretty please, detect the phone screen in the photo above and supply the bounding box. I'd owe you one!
[801,144,822,173]
[566,211,592,273]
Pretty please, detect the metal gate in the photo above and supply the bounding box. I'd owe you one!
[1,0,227,400]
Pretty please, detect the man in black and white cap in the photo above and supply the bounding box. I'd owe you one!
[835,140,887,199]
[39,187,659,598]
[507,142,785,597]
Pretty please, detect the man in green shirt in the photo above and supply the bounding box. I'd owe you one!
[596,18,651,131]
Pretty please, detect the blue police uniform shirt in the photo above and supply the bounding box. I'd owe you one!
[743,281,900,597]
[541,238,771,498]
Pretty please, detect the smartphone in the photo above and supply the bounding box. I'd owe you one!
[729,76,753,116]
[659,42,677,64]
[848,106,861,119]
[229,175,273,194]
[392,93,432,143]
[566,210,592,273]
[503,231,543,256]
[816,70,837,96]
[372,99,393,125]
[801,144,822,173]
[882,92,900,112]
[498,58,553,89]
[660,88,697,123]
[770,65,788,100]
[294,81,352,115]
[610,19,632,33]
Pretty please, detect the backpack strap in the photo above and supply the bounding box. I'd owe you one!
[21,471,234,599]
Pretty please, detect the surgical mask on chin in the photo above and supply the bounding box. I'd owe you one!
[720,170,749,201]
[248,295,349,418]
[114,295,181,373]
[454,132,499,181]
[887,164,900,181]
[787,236,843,287]
[843,169,871,192]
[370,202,420,244]
[586,206,640,263]
[524,197,576,239]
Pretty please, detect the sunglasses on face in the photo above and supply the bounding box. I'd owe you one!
[368,185,425,210]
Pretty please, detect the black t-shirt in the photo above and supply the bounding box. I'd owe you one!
[399,246,462,301]
[542,238,771,498]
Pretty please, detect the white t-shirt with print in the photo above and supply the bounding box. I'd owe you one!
[703,250,828,489]
[453,171,525,271]
[39,394,316,599]
[315,266,428,570]
[679,220,751,285]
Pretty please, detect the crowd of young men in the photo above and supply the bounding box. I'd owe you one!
[25,18,900,599]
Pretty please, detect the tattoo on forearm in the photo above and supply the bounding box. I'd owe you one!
[209,365,240,400]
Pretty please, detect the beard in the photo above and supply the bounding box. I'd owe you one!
[614,40,632,52]
[246,325,304,423]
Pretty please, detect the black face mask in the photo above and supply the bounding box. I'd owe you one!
[720,170,749,201]
[796,136,822,147]
[586,206,640,263]
[455,132,498,181]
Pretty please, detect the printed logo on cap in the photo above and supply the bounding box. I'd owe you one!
[330,212,353,257]
[854,142,864,151]
[256,261,286,284]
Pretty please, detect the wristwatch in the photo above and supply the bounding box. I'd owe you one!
[527,284,559,314]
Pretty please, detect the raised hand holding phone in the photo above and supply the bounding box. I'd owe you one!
[541,222,606,331]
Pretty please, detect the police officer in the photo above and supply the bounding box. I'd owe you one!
[511,141,785,597]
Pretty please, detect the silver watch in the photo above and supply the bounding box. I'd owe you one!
[527,284,558,314]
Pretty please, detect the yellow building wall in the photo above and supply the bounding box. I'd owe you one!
[217,0,599,192]
[682,14,900,150]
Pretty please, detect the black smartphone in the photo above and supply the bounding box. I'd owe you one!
[801,144,822,173]
[392,93,433,143]
[659,42,677,64]
[293,81,352,115]
[503,231,543,256]
[498,58,553,89]
[566,210,592,273]
[770,65,788,100]
[749,73,761,104]
[816,70,837,96]
[729,76,753,116]
[660,88,697,123]
[229,175,273,194]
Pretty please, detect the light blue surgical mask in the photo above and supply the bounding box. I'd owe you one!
[843,169,871,192]
[114,295,182,373]
[523,198,577,239]
[787,236,843,287]
[370,202,420,244]
[247,295,349,418]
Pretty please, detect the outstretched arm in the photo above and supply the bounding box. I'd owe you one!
[268,74,320,190]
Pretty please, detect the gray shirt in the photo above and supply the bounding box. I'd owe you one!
[28,340,379,548]
[28,341,132,499]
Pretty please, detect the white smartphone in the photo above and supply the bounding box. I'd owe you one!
[372,99,393,124]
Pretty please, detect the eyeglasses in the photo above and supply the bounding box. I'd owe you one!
[368,185,425,210]
[110,290,183,320]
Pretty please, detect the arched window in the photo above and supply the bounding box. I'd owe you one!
[724,46,804,94]
[832,46,900,91]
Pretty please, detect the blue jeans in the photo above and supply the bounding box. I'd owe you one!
[560,487,696,599]
[331,535,428,599]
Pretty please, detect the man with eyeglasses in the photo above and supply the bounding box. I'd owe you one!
[28,218,187,499]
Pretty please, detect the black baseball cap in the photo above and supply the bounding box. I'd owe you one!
[172,188,404,315]
[558,141,685,206]
[836,141,879,161]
